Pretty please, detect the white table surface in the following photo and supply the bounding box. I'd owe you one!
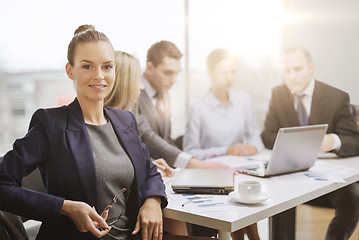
[163,155,359,239]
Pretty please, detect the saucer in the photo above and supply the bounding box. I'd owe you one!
[228,191,270,204]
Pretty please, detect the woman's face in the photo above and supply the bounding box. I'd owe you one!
[66,41,115,104]
[209,58,236,92]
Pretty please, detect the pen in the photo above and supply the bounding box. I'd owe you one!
[182,196,200,207]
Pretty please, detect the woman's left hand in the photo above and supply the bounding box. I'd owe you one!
[238,144,257,156]
[132,197,163,240]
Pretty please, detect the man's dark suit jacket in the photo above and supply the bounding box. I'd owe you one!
[261,80,359,157]
[0,99,167,240]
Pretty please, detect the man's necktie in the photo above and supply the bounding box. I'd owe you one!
[155,92,165,135]
[297,94,308,126]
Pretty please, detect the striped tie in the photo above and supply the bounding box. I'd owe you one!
[155,92,165,135]
[297,94,308,126]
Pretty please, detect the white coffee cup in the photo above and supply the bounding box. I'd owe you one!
[237,180,261,200]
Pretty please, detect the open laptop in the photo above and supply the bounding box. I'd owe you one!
[236,124,328,177]
[171,169,234,194]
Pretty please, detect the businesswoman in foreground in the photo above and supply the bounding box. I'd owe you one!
[0,25,167,240]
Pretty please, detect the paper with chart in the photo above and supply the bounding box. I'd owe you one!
[208,151,351,183]
[269,160,350,183]
[168,193,247,213]
[206,152,270,169]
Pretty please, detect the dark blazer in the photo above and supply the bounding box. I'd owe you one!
[138,90,181,167]
[261,80,359,157]
[0,99,167,240]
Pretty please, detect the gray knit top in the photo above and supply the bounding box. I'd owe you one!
[86,121,135,240]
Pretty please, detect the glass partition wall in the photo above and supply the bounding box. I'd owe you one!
[0,0,284,154]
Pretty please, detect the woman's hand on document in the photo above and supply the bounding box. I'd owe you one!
[227,143,257,156]
[186,158,230,169]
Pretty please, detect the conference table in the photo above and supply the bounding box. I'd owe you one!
[163,153,359,240]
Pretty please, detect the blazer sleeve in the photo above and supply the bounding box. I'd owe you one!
[142,145,168,208]
[136,115,181,167]
[332,93,359,157]
[261,89,282,149]
[0,109,64,222]
[128,113,167,208]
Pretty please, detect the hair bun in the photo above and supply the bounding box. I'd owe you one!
[74,24,95,35]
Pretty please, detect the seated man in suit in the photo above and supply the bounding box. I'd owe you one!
[138,40,228,169]
[261,46,359,240]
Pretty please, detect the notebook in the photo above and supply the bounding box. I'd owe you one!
[236,124,328,177]
[171,169,234,194]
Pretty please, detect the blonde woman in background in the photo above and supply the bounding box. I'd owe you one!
[105,51,174,177]
[105,51,191,236]
[104,51,140,112]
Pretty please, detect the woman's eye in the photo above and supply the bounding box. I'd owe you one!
[104,65,113,70]
[83,65,91,69]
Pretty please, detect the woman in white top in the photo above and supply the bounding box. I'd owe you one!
[183,49,263,240]
[184,49,264,160]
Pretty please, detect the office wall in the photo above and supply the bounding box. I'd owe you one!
[187,0,283,130]
[284,0,359,104]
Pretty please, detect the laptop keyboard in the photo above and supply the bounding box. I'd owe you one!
[245,162,268,171]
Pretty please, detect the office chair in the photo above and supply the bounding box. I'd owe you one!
[0,164,44,239]
[21,169,45,237]
[0,157,27,240]
[0,211,29,240]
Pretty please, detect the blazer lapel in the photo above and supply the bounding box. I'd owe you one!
[309,80,324,124]
[139,91,163,136]
[65,99,99,208]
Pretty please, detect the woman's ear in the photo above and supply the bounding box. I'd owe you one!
[66,63,74,80]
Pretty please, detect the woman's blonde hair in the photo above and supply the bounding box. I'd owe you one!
[105,51,141,111]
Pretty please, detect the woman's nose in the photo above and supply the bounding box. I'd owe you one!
[95,68,104,81]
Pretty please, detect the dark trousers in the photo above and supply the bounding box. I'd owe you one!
[307,182,359,240]
[189,224,218,237]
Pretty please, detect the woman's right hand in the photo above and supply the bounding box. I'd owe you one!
[61,200,110,238]
[152,158,175,177]
[227,143,257,156]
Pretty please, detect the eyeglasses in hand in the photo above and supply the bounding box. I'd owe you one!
[101,187,127,227]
